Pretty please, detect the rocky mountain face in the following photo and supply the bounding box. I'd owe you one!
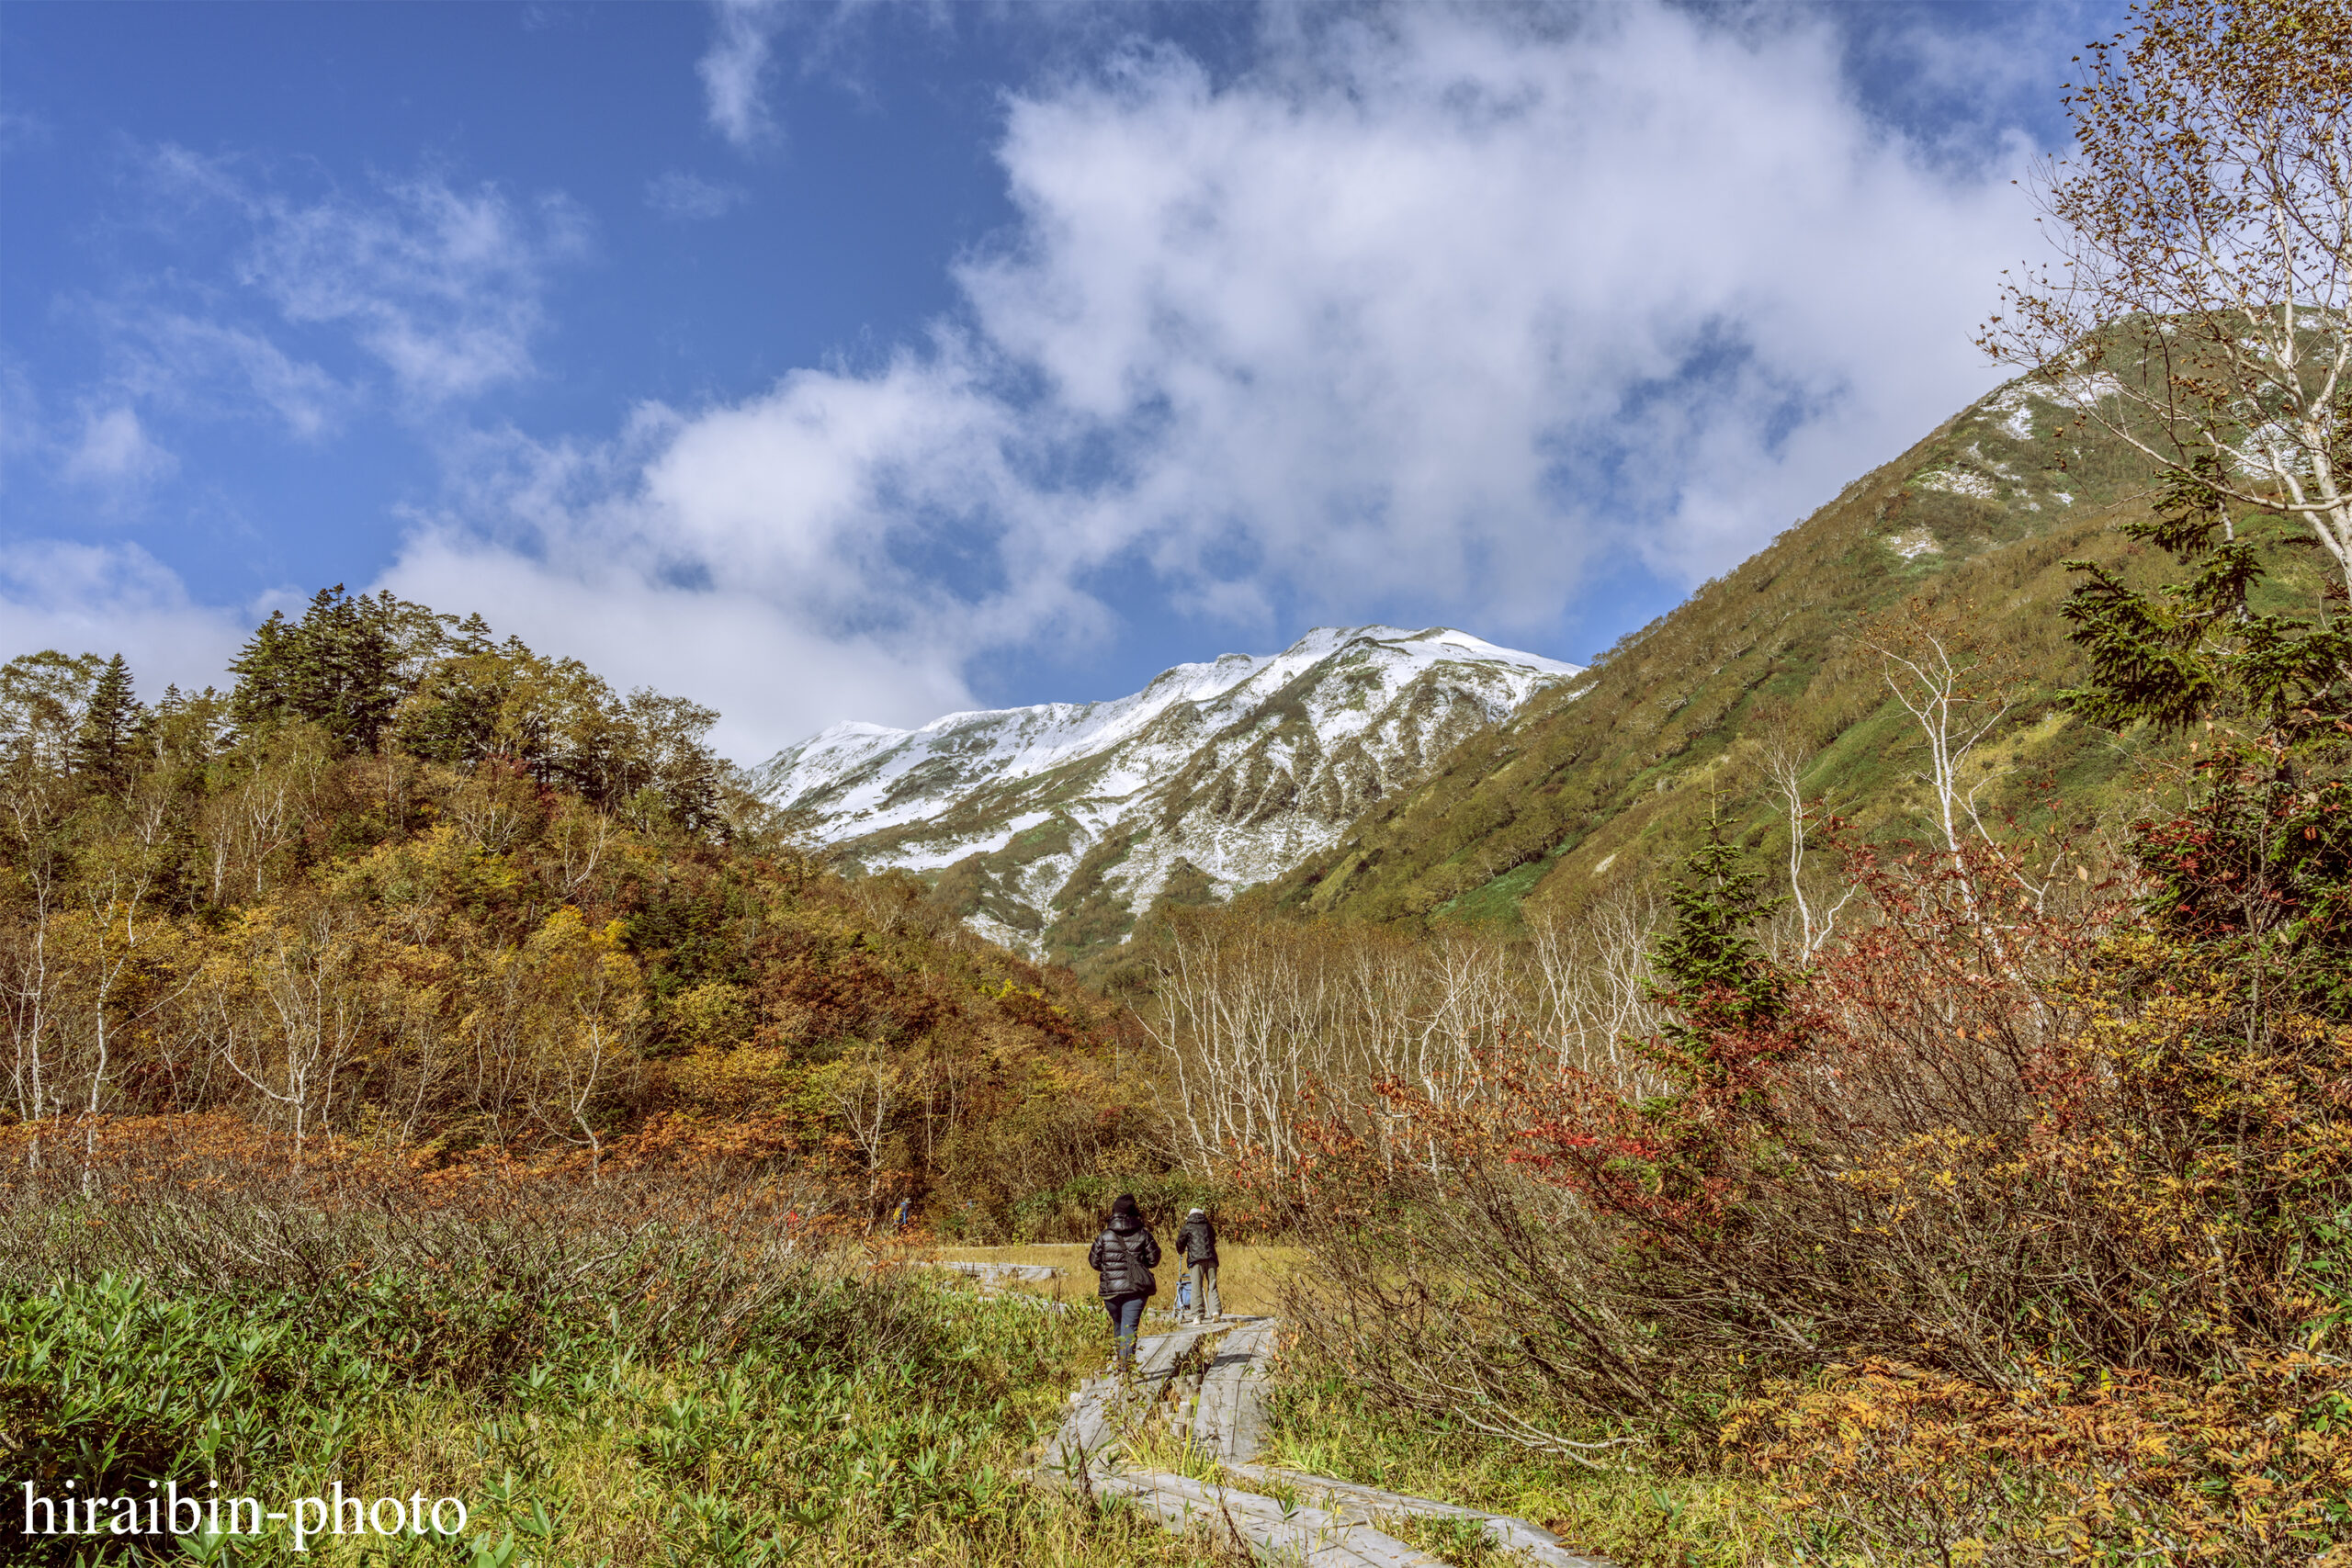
[751,627,1579,964]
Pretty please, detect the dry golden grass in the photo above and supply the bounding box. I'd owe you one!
[924,1242,1301,1319]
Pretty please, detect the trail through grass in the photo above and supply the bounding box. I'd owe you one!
[925,1243,1300,1320]
[1,1197,1263,1567]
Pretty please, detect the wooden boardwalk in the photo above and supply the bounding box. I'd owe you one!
[1036,1314,1616,1567]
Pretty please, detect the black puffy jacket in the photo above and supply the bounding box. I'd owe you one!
[1175,1212,1217,1266]
[1087,1213,1160,1299]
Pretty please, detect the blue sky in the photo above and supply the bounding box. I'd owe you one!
[1,1,2109,761]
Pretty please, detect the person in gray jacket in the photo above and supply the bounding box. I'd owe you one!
[1174,1206,1220,1323]
[1087,1193,1160,1370]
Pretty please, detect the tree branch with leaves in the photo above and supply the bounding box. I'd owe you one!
[1983,0,2352,597]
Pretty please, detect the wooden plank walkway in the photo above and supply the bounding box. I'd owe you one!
[1035,1314,1619,1567]
[1091,1469,1450,1568]
[932,1259,1062,1282]
[1193,1316,1277,1465]
[1043,1320,1222,1473]
[1226,1464,1616,1568]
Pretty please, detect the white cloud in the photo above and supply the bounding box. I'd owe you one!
[695,0,910,150]
[1833,2,2092,166]
[245,177,588,404]
[382,529,974,764]
[698,0,786,149]
[380,380,1014,758]
[415,4,2050,761]
[0,541,245,690]
[107,310,349,440]
[44,161,564,491]
[645,171,748,220]
[150,149,589,407]
[61,407,175,488]
[956,8,2032,596]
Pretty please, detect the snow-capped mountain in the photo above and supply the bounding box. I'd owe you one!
[751,626,1582,962]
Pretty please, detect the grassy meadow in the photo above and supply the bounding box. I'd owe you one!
[0,1133,1780,1568]
[0,1128,1272,1568]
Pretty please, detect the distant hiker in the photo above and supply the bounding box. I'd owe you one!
[1087,1192,1160,1371]
[1176,1205,1221,1323]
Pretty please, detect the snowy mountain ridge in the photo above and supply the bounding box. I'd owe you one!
[751,626,1581,962]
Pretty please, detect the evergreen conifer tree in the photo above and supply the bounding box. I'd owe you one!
[227,585,433,751]
[450,613,496,657]
[71,654,141,791]
[1633,817,1797,1204]
[2062,443,2352,743]
[226,610,300,733]
[2061,419,2352,1016]
[1644,814,1793,1106]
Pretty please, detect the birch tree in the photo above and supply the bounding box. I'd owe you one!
[1982,0,2352,598]
[1859,599,2051,918]
[829,1044,901,1226]
[218,899,373,1165]
[1761,732,1857,964]
[524,906,644,1180]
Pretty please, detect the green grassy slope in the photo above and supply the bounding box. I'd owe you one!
[1262,373,2211,929]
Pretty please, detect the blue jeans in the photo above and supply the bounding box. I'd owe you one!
[1184,1261,1220,1321]
[1104,1292,1148,1367]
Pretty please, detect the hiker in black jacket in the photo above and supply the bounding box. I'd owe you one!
[1086,1192,1160,1370]
[1174,1206,1220,1323]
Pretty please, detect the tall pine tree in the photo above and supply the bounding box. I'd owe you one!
[228,586,438,751]
[1647,814,1792,1075]
[71,654,141,791]
[1629,816,1798,1207]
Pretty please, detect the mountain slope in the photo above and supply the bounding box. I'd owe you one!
[752,627,1579,964]
[1263,367,2223,928]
